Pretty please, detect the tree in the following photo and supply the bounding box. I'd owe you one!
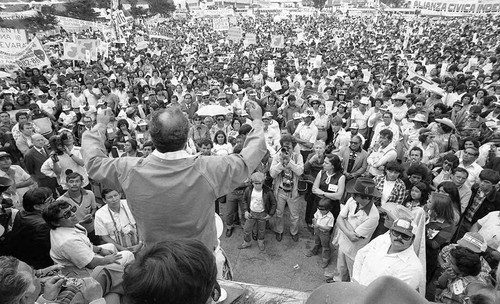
[22,12,58,31]
[63,0,100,21]
[129,0,148,18]
[146,0,176,16]
[312,0,327,9]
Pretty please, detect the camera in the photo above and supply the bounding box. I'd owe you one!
[281,147,289,155]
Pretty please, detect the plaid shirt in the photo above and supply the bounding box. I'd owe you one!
[464,189,486,223]
[373,175,407,206]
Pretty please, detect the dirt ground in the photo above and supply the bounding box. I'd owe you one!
[219,196,339,293]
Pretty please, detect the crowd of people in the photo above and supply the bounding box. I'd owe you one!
[0,8,500,304]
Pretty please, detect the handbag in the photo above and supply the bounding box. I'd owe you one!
[298,174,315,194]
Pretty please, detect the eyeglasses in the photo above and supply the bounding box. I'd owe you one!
[350,141,360,145]
[217,118,225,121]
[59,205,77,220]
[252,182,262,185]
[390,230,412,241]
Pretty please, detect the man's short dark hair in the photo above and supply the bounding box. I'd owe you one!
[123,239,218,304]
[379,129,394,141]
[150,108,189,153]
[409,146,423,158]
[407,164,428,180]
[280,134,297,148]
[18,121,32,131]
[238,124,252,136]
[22,187,52,212]
[450,247,481,276]
[15,111,28,122]
[385,160,404,174]
[479,169,500,184]
[198,138,213,148]
[42,199,72,230]
[66,171,83,182]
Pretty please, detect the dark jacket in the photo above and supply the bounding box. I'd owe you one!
[242,185,277,216]
[7,211,53,269]
[465,185,500,225]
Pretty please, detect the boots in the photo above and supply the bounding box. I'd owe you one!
[258,240,265,251]
[238,241,251,249]
[305,246,319,257]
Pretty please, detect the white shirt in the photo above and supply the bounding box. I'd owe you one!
[250,188,265,212]
[458,161,483,189]
[372,121,400,146]
[351,107,373,129]
[338,197,379,259]
[477,211,500,251]
[94,200,136,240]
[352,233,424,289]
[367,143,397,176]
[294,122,318,151]
[381,180,396,206]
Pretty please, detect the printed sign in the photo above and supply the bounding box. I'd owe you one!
[246,33,257,45]
[213,18,229,31]
[57,16,104,32]
[0,10,38,20]
[0,28,28,54]
[228,27,242,41]
[411,0,500,15]
[270,35,285,49]
[112,10,128,27]
[407,70,445,95]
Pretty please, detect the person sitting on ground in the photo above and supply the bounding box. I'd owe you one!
[42,199,134,278]
[122,239,221,304]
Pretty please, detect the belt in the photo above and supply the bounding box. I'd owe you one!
[279,186,291,192]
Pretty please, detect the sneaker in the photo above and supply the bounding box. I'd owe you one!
[304,249,318,257]
[258,241,265,251]
[291,234,299,242]
[276,233,283,242]
[238,242,251,249]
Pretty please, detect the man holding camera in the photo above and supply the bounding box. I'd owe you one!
[270,135,304,242]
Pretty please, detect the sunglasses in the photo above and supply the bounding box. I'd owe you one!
[217,118,225,121]
[390,230,412,241]
[60,205,77,220]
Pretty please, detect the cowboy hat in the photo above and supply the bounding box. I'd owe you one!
[346,177,381,198]
[410,114,427,124]
[391,92,407,100]
[306,276,429,304]
[435,118,456,130]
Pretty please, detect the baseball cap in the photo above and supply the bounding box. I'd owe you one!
[391,218,414,237]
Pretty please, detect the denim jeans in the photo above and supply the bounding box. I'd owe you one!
[243,211,267,242]
[226,189,246,227]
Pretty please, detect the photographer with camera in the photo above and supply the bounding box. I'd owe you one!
[41,134,89,193]
[270,134,304,242]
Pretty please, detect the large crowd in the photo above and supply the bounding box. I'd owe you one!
[0,9,500,304]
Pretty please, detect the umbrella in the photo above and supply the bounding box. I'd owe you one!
[196,105,230,117]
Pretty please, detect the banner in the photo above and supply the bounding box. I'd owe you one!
[149,27,173,40]
[406,70,445,95]
[411,0,500,15]
[15,38,51,69]
[228,27,242,41]
[213,18,229,31]
[57,16,105,32]
[63,40,98,61]
[0,28,28,54]
[0,10,38,20]
[270,35,285,49]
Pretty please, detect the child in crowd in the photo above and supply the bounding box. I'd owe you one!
[305,197,335,268]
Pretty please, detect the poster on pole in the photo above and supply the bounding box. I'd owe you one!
[112,10,128,27]
[213,18,229,31]
[0,28,29,54]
